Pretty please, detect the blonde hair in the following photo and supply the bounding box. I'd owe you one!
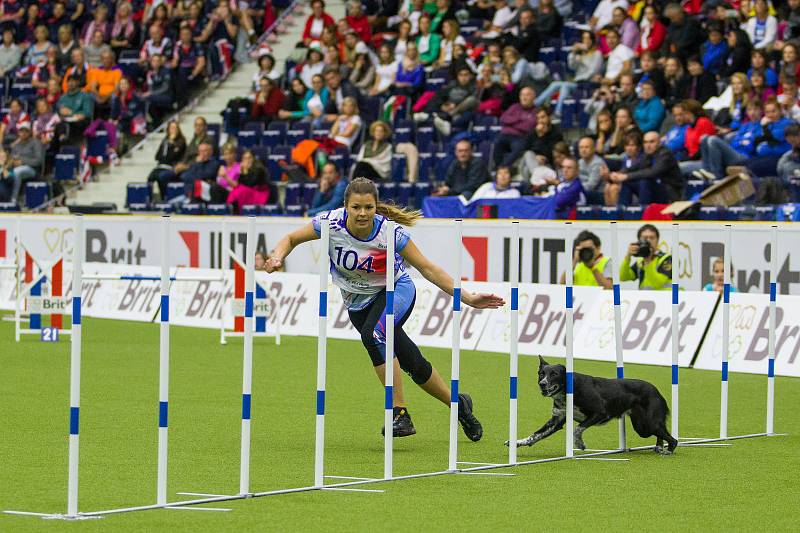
[369,120,392,139]
[345,177,422,226]
[729,72,751,113]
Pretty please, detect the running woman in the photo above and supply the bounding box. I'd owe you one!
[264,178,505,439]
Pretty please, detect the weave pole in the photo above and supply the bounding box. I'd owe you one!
[766,225,778,435]
[313,220,329,487]
[507,221,520,465]
[14,215,20,342]
[384,220,396,480]
[239,216,256,495]
[220,219,228,344]
[448,219,462,472]
[564,221,574,458]
[67,214,84,517]
[609,222,626,451]
[156,215,170,505]
[720,224,732,439]
[670,223,680,439]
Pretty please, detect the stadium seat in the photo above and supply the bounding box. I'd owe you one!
[394,120,413,143]
[262,204,281,216]
[789,178,800,202]
[425,77,446,92]
[599,206,621,220]
[128,203,150,212]
[126,182,150,206]
[166,182,185,202]
[266,146,291,180]
[623,206,644,220]
[379,182,396,203]
[206,203,230,215]
[396,182,413,207]
[25,182,48,209]
[9,77,34,100]
[263,122,287,147]
[417,152,433,182]
[360,96,382,124]
[284,205,304,216]
[250,145,270,166]
[560,99,577,129]
[286,123,311,146]
[539,47,558,64]
[206,123,222,150]
[686,179,705,199]
[152,202,173,213]
[725,206,751,221]
[754,206,776,221]
[413,182,431,208]
[391,153,406,183]
[477,141,492,162]
[179,203,203,215]
[776,203,799,221]
[284,183,302,207]
[698,206,723,220]
[302,183,318,207]
[237,127,261,149]
[54,148,79,181]
[0,202,19,211]
[241,205,260,216]
[416,126,435,151]
[434,152,450,177]
[576,206,600,220]
[117,50,140,80]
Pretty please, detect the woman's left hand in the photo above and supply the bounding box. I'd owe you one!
[466,293,506,309]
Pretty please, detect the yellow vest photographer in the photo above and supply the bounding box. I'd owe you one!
[620,223,672,290]
[560,230,613,288]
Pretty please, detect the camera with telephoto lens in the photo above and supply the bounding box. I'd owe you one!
[578,247,595,264]
[634,240,652,258]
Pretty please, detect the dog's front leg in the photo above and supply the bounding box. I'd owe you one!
[573,413,608,451]
[506,416,565,447]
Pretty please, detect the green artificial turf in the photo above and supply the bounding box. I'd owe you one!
[1,316,798,532]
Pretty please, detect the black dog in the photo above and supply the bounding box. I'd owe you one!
[506,356,678,455]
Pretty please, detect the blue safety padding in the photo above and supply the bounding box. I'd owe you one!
[245,291,254,317]
[721,361,729,382]
[509,376,517,400]
[453,287,461,311]
[672,365,679,385]
[511,287,519,311]
[723,284,730,304]
[242,394,252,420]
[613,284,620,306]
[316,390,325,415]
[566,372,574,394]
[160,295,169,322]
[384,385,393,410]
[319,292,327,317]
[770,282,777,302]
[672,284,679,305]
[768,359,775,378]
[159,401,168,428]
[386,290,394,315]
[616,366,624,379]
[565,286,573,309]
[72,296,81,325]
[451,379,459,403]
[70,406,79,435]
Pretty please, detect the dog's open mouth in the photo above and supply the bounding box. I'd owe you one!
[541,385,560,397]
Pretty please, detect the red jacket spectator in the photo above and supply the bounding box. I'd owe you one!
[251,81,286,121]
[684,116,716,159]
[302,5,334,45]
[636,19,666,54]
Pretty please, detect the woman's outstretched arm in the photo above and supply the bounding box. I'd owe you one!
[264,223,319,273]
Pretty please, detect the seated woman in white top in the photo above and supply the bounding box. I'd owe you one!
[470,166,522,200]
[329,96,362,149]
[435,19,466,69]
[370,44,398,96]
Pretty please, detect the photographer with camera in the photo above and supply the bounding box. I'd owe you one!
[560,230,612,289]
[621,224,672,291]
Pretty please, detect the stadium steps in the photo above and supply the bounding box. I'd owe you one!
[65,1,311,211]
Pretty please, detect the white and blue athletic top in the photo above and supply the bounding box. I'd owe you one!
[312,208,412,311]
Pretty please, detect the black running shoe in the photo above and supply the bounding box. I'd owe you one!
[380,407,417,437]
[458,393,483,442]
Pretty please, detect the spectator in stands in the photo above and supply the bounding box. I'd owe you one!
[393,43,425,98]
[501,46,530,86]
[611,7,639,51]
[252,53,280,89]
[143,53,173,125]
[302,0,335,48]
[388,19,413,63]
[327,96,362,149]
[32,47,60,98]
[55,24,78,70]
[0,28,21,78]
[250,76,285,125]
[87,49,122,112]
[744,0,777,50]
[663,102,688,160]
[227,149,271,213]
[604,130,644,205]
[47,3,69,38]
[211,143,241,204]
[61,48,90,93]
[682,56,717,105]
[32,98,62,151]
[593,109,614,156]
[57,73,93,140]
[560,230,612,288]
[662,2,705,62]
[346,0,371,43]
[477,0,515,40]
[422,66,478,137]
[636,5,666,54]
[635,51,666,99]
[171,25,207,99]
[678,98,717,175]
[0,98,29,147]
[750,69,775,103]
[611,73,638,115]
[715,73,751,135]
[0,151,16,203]
[621,224,672,291]
[614,131,684,205]
[180,141,221,198]
[433,139,490,199]
[110,2,137,56]
[369,44,397,96]
[147,120,186,200]
[750,49,778,88]
[436,19,466,69]
[278,77,310,120]
[535,30,603,119]
[45,78,62,109]
[296,73,329,125]
[416,14,441,66]
[493,86,537,169]
[777,123,800,179]
[110,77,145,151]
[590,0,628,33]
[140,24,173,70]
[504,8,539,62]
[24,25,52,67]
[553,156,583,219]
[80,4,111,46]
[720,29,752,79]
[701,23,728,78]
[703,258,738,293]
[322,66,359,120]
[535,0,563,39]
[606,106,640,157]
[577,135,606,205]
[602,28,634,84]
[8,121,44,195]
[663,55,686,108]
[522,108,564,178]
[174,117,212,177]
[471,166,521,200]
[349,51,375,91]
[634,80,665,133]
[352,120,392,181]
[308,162,346,216]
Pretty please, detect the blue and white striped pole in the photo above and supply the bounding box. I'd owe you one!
[766,225,778,435]
[384,220,395,480]
[239,216,256,495]
[609,222,626,451]
[157,215,170,505]
[564,221,574,458]
[448,219,462,472]
[67,214,84,517]
[670,223,680,439]
[507,221,519,465]
[314,219,329,487]
[720,224,732,439]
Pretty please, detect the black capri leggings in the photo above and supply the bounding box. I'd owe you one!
[348,290,433,385]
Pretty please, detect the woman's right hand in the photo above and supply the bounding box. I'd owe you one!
[264,256,282,273]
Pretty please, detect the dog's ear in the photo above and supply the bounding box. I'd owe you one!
[538,355,548,368]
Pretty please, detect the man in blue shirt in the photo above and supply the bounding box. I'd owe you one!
[308,162,347,215]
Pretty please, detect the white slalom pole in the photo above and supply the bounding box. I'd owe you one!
[564,221,574,458]
[609,222,626,451]
[67,214,84,518]
[220,219,228,345]
[720,224,732,439]
[239,217,256,496]
[670,223,680,440]
[766,225,778,435]
[274,292,281,346]
[448,219,462,472]
[14,215,20,342]
[384,220,396,481]
[156,215,170,505]
[507,221,519,465]
[314,220,329,487]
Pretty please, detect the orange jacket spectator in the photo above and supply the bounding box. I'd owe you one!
[87,64,122,100]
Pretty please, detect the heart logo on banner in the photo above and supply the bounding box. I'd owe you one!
[44,228,61,253]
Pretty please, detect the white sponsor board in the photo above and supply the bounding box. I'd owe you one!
[694,292,800,377]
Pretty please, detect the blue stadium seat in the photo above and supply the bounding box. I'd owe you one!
[166,182,185,202]
[394,120,413,143]
[286,123,310,146]
[302,183,318,207]
[539,47,558,64]
[10,77,34,100]
[698,206,723,220]
[413,182,431,208]
[685,179,705,200]
[425,77,446,92]
[396,182,413,207]
[725,206,750,220]
[241,205,260,216]
[206,203,230,215]
[54,148,79,181]
[284,205,304,216]
[263,121,287,147]
[754,206,776,221]
[126,182,150,206]
[206,123,222,150]
[237,128,260,149]
[25,182,48,209]
[379,182,396,203]
[623,206,644,220]
[477,141,492,162]
[599,206,621,220]
[87,129,109,158]
[391,153,406,183]
[416,126,435,151]
[789,177,800,202]
[250,145,269,166]
[776,203,799,221]
[128,203,150,212]
[417,152,433,182]
[266,145,291,180]
[361,96,382,124]
[560,99,577,129]
[0,202,19,211]
[576,206,600,220]
[262,204,281,216]
[152,202,173,213]
[434,152,450,177]
[117,50,140,80]
[284,183,302,206]
[180,203,203,215]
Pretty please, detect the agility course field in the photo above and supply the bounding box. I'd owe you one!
[2,316,798,532]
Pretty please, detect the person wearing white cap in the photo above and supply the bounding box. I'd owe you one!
[8,121,44,201]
